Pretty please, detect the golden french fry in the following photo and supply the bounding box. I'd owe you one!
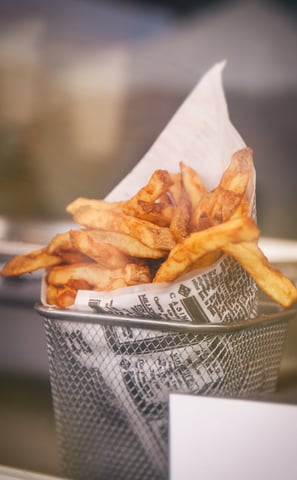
[46,231,73,255]
[46,230,94,264]
[153,217,259,283]
[70,229,166,259]
[190,190,216,231]
[66,278,92,290]
[58,251,94,264]
[0,248,62,277]
[70,230,131,269]
[127,199,174,227]
[123,169,173,212]
[210,147,254,222]
[216,190,243,223]
[46,284,77,307]
[190,147,254,230]
[220,147,254,191]
[73,205,176,251]
[223,242,297,308]
[46,284,59,305]
[55,287,77,307]
[190,251,222,270]
[47,262,151,291]
[66,197,124,215]
[180,161,206,211]
[169,186,191,243]
[115,170,174,226]
[67,171,172,219]
[230,199,250,220]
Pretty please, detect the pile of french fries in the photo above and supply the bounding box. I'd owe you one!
[1,147,297,310]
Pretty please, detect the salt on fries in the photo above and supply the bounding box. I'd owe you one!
[1,147,296,309]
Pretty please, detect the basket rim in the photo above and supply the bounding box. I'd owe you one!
[34,301,296,334]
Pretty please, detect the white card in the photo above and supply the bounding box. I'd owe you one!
[169,393,297,480]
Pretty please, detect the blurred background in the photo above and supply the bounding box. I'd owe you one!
[0,0,296,237]
[0,0,297,477]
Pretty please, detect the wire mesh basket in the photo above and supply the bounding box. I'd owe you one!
[35,302,296,480]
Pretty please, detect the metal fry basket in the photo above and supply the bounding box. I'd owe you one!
[35,302,296,480]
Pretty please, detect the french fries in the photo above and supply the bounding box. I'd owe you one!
[190,148,254,230]
[45,284,77,308]
[69,230,132,269]
[47,263,151,291]
[153,217,260,283]
[179,161,206,211]
[69,229,166,259]
[169,185,191,242]
[223,242,297,308]
[73,206,176,251]
[1,147,296,310]
[0,248,62,276]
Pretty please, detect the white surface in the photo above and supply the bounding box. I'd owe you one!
[0,465,66,480]
[259,237,297,263]
[169,393,297,480]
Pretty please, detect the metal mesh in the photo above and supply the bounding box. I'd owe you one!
[44,317,288,480]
